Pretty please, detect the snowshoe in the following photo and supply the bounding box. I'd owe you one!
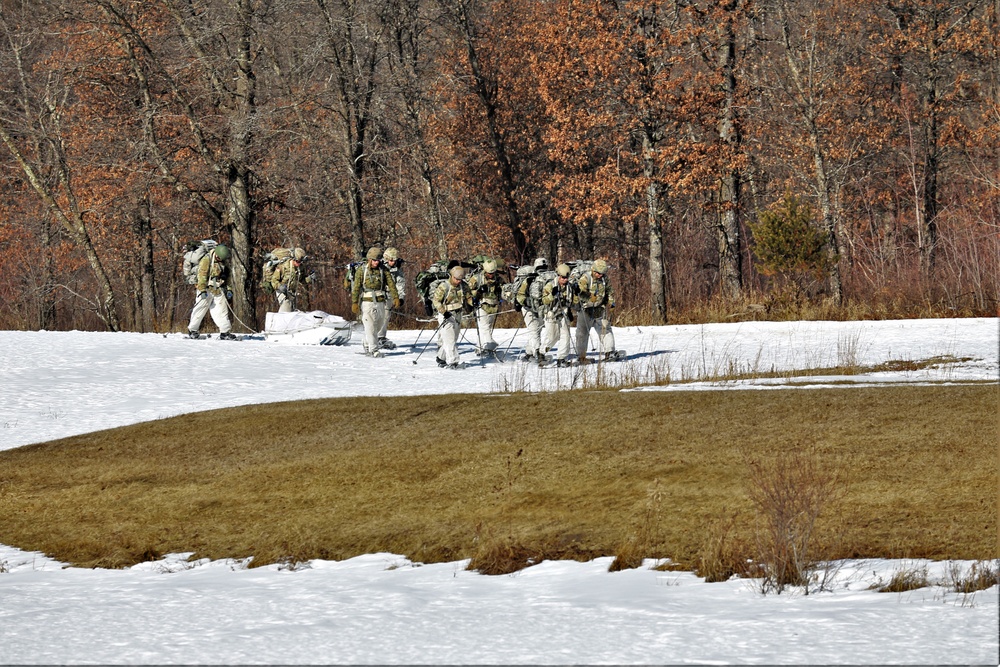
[601,350,626,361]
[378,337,397,350]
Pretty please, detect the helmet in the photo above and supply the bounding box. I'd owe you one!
[556,263,571,277]
[366,247,382,261]
[592,259,608,274]
[449,265,466,280]
[383,247,399,261]
[293,247,307,261]
[213,245,231,260]
[482,259,497,273]
[533,257,548,269]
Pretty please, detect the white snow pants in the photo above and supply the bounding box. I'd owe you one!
[476,307,498,351]
[188,291,232,334]
[361,300,388,354]
[543,312,573,360]
[522,309,543,356]
[436,313,461,365]
[575,306,615,360]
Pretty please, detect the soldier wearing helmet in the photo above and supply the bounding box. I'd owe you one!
[431,264,474,368]
[378,246,406,349]
[541,263,578,366]
[514,257,548,363]
[574,258,617,363]
[466,257,507,357]
[351,247,400,357]
[187,244,236,340]
[271,247,309,313]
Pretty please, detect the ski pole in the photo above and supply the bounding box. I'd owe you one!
[411,324,426,351]
[473,310,485,367]
[501,319,522,360]
[412,317,446,365]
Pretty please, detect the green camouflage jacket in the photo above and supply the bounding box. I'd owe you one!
[197,252,228,295]
[542,277,577,317]
[576,271,614,311]
[432,277,473,315]
[352,262,399,305]
[467,270,507,314]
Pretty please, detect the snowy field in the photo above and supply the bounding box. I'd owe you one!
[0,317,997,664]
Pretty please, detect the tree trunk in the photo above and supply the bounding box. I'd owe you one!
[227,163,256,330]
[135,199,156,332]
[717,7,743,300]
[643,132,667,324]
[920,46,940,279]
[226,0,258,329]
[39,217,56,330]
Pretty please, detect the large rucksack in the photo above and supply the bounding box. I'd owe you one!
[568,259,595,282]
[261,247,294,294]
[342,260,364,295]
[414,259,476,315]
[501,264,543,311]
[529,269,558,311]
[182,240,217,285]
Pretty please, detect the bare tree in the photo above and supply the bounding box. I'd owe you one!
[314,0,392,259]
[0,5,123,330]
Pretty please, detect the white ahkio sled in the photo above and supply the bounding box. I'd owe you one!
[263,310,353,346]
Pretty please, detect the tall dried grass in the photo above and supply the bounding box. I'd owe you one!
[0,386,994,570]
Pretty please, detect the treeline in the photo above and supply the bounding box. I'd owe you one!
[0,0,996,332]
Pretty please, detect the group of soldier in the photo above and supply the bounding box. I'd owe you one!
[184,242,618,369]
[348,246,618,369]
[185,243,311,340]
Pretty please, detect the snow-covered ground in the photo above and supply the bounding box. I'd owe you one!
[0,317,997,664]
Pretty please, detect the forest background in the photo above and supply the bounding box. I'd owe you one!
[0,0,997,333]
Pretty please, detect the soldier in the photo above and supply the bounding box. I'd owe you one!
[514,257,548,363]
[378,246,406,350]
[431,265,474,369]
[351,247,400,357]
[466,258,506,357]
[541,263,577,366]
[270,247,308,313]
[574,258,617,363]
[187,244,236,340]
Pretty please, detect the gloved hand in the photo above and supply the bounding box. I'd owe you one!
[393,298,400,310]
[514,303,522,312]
[351,302,360,315]
[197,290,207,300]
[225,290,233,300]
[443,310,453,320]
[277,285,288,295]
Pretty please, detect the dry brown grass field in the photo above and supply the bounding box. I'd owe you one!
[0,384,995,572]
